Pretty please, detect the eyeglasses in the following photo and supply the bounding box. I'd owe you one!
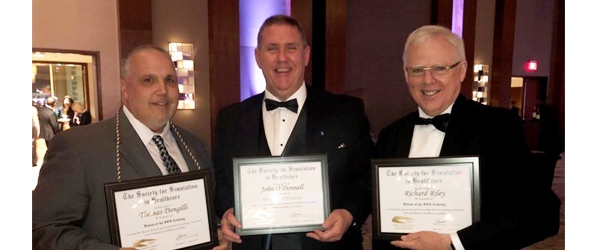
[405,61,463,77]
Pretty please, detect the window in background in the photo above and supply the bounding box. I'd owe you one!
[32,50,99,123]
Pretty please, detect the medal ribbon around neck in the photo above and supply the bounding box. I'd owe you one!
[115,108,201,182]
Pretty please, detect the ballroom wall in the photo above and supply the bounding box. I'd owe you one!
[31,0,562,152]
[345,0,559,139]
[32,0,121,121]
[152,0,212,152]
[345,0,432,139]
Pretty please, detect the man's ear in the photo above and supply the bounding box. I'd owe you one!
[303,45,311,67]
[254,48,263,69]
[120,79,128,102]
[459,60,468,82]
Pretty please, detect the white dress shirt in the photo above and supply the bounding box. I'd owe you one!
[408,103,465,250]
[123,106,190,175]
[262,83,307,156]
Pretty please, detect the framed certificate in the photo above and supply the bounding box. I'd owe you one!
[233,155,331,236]
[104,170,218,250]
[372,156,481,240]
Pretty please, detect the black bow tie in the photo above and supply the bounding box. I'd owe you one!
[265,98,299,113]
[414,113,451,133]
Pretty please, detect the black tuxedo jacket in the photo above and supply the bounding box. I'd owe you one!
[213,86,374,250]
[373,95,560,250]
[33,109,213,250]
[38,106,59,141]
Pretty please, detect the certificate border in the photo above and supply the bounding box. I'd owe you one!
[233,154,331,236]
[371,156,481,240]
[104,170,218,250]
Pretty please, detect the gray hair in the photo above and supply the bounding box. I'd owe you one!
[403,25,465,64]
[120,44,173,78]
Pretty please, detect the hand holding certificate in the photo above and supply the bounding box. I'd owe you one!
[372,156,480,240]
[233,155,331,236]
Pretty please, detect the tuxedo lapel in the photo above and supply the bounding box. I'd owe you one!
[241,93,269,156]
[440,95,469,156]
[295,87,326,155]
[282,104,308,155]
[172,125,200,171]
[397,114,418,156]
[117,110,163,178]
[273,87,325,155]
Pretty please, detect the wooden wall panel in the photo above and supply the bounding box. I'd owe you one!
[324,0,346,94]
[434,0,453,28]
[208,0,240,142]
[293,0,346,94]
[118,0,153,59]
[292,1,313,86]
[549,0,565,147]
[490,0,517,108]
[460,0,477,99]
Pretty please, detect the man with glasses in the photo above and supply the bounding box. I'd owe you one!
[372,25,560,250]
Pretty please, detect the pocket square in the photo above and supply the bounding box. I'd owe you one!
[337,143,346,149]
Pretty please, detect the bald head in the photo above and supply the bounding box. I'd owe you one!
[46,96,56,107]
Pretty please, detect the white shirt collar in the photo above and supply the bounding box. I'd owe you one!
[122,106,173,146]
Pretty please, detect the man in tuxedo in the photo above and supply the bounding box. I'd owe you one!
[36,96,60,166]
[372,25,560,250]
[38,96,59,146]
[33,45,213,250]
[213,15,374,250]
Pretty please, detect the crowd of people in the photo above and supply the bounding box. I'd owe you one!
[31,95,91,167]
[32,15,561,250]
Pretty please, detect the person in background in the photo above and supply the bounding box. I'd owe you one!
[71,101,91,126]
[372,25,560,250]
[36,96,59,167]
[212,14,374,250]
[38,96,60,146]
[509,99,521,119]
[58,95,75,130]
[33,44,213,250]
[32,102,41,166]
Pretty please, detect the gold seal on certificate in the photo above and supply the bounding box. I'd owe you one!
[104,170,218,250]
[371,156,481,240]
[233,155,331,236]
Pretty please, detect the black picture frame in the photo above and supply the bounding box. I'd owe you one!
[104,170,218,250]
[372,156,481,241]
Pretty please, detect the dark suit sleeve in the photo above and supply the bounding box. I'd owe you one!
[212,106,237,218]
[49,110,59,133]
[32,133,119,250]
[80,111,92,125]
[456,108,561,250]
[339,98,375,228]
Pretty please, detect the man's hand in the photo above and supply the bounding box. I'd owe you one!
[218,208,242,244]
[390,231,452,250]
[306,208,353,242]
[211,232,232,250]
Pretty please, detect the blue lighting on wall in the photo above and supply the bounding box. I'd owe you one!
[239,0,290,101]
[452,0,464,37]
